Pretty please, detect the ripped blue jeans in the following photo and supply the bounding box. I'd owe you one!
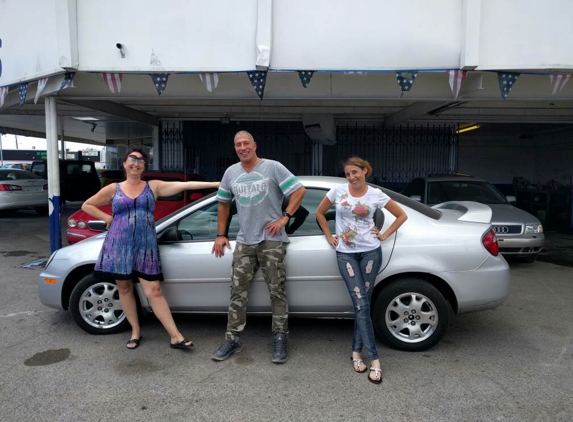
[336,247,382,362]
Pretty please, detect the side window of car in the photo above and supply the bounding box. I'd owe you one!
[427,182,448,204]
[176,201,220,241]
[285,188,335,236]
[402,178,425,199]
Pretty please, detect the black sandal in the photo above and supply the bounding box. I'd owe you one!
[351,357,368,373]
[126,337,142,350]
[368,367,383,384]
[170,339,194,350]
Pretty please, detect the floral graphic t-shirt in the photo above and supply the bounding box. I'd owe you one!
[326,184,390,253]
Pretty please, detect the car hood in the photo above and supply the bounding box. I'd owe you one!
[489,204,540,225]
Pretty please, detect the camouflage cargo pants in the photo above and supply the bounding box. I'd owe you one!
[225,240,288,340]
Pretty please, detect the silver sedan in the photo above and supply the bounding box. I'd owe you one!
[0,169,48,214]
[38,176,510,351]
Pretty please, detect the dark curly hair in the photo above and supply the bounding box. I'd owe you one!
[123,146,149,164]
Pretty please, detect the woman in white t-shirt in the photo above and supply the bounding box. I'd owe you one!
[316,156,408,384]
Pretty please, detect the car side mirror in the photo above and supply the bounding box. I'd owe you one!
[506,195,516,203]
[87,220,107,232]
[157,226,180,243]
[409,195,422,202]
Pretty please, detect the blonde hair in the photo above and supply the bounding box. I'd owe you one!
[343,156,372,177]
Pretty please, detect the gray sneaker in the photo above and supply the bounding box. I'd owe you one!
[272,333,288,364]
[212,337,243,361]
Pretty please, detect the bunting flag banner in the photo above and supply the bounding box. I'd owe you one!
[344,71,367,76]
[247,71,267,99]
[395,71,418,97]
[0,86,8,107]
[297,71,315,88]
[150,73,170,95]
[102,73,123,94]
[18,83,29,106]
[57,72,75,94]
[497,72,520,101]
[549,74,571,96]
[34,78,49,104]
[199,72,219,93]
[446,70,468,99]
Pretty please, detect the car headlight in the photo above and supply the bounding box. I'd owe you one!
[524,224,543,234]
[77,220,86,229]
[68,219,77,228]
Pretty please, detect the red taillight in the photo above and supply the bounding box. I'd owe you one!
[482,229,499,256]
[0,184,22,191]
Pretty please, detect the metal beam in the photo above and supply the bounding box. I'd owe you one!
[61,100,159,126]
[385,101,450,127]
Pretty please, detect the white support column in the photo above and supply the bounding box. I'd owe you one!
[45,97,62,252]
[461,0,481,70]
[255,0,272,70]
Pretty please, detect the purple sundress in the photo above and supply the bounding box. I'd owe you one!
[94,183,163,281]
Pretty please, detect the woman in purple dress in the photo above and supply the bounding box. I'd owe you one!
[82,146,220,350]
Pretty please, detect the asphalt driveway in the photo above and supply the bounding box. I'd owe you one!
[1,207,572,422]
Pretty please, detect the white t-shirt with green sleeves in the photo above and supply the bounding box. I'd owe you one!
[326,184,390,253]
[216,159,302,245]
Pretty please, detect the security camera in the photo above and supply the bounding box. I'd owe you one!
[116,43,125,58]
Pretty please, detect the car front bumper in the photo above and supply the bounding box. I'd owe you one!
[497,233,545,255]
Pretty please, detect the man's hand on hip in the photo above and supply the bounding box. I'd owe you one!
[265,216,288,237]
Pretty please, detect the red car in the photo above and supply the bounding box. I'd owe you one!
[66,172,211,244]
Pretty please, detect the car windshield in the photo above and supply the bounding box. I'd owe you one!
[427,181,508,205]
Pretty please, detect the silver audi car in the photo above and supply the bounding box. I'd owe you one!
[38,176,510,352]
[402,175,544,262]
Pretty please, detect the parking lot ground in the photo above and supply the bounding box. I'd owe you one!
[1,208,573,421]
[538,231,573,268]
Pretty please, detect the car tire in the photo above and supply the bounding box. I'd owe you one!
[69,274,130,335]
[521,254,537,264]
[372,278,450,352]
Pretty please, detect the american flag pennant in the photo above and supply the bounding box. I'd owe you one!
[549,74,571,96]
[0,87,8,108]
[34,78,49,104]
[497,72,520,101]
[199,73,219,93]
[396,71,418,97]
[102,73,123,94]
[247,71,267,99]
[344,71,368,76]
[57,72,75,94]
[446,70,468,99]
[18,83,29,106]
[297,71,315,88]
[150,73,170,95]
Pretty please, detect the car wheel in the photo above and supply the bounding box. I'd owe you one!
[520,254,537,264]
[69,274,130,335]
[372,278,450,351]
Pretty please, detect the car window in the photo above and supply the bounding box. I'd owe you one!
[429,181,507,205]
[177,200,219,241]
[285,188,335,236]
[13,171,42,180]
[402,178,425,199]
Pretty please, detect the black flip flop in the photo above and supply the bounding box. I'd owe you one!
[126,337,142,350]
[170,339,194,350]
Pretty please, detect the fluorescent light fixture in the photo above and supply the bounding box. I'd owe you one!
[72,117,100,121]
[456,124,480,134]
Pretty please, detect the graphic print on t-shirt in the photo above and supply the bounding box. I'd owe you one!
[231,171,270,207]
[338,193,373,247]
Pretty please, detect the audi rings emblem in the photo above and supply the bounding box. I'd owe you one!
[493,226,509,234]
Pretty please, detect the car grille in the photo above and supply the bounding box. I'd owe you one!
[492,225,522,235]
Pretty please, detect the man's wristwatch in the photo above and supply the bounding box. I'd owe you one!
[216,233,228,238]
[282,211,292,218]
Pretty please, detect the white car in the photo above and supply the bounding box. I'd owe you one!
[38,176,510,351]
[0,169,48,214]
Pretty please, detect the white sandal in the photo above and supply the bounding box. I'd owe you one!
[351,357,367,373]
[368,367,383,384]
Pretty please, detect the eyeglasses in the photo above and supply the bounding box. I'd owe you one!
[127,155,146,165]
